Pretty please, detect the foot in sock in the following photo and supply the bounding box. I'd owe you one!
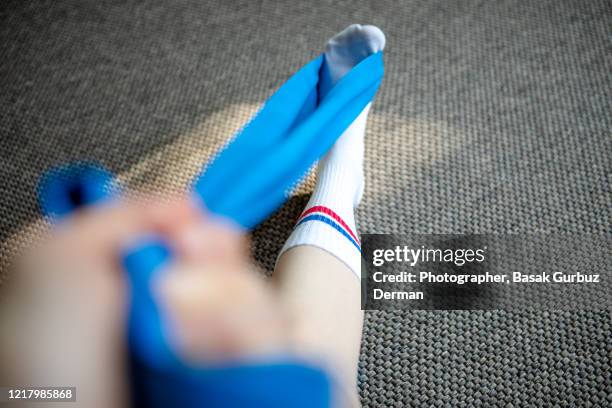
[319,24,385,208]
[279,24,385,277]
[319,24,386,99]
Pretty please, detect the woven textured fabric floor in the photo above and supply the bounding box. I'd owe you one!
[1,0,610,406]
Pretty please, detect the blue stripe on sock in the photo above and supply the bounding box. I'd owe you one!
[296,214,361,252]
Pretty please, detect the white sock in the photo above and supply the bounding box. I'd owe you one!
[278,24,385,278]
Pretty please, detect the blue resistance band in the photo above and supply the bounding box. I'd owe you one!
[194,52,383,228]
[38,51,384,407]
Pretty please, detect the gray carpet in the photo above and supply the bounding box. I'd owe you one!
[1,0,610,406]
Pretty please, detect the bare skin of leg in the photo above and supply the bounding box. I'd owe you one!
[159,233,364,407]
[273,245,363,406]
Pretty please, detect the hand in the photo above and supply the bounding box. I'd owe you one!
[0,196,287,407]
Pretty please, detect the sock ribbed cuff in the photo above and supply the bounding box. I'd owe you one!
[278,203,361,278]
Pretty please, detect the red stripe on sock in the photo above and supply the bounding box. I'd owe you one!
[298,205,360,244]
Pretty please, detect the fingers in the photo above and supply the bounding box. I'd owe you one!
[50,197,169,260]
[140,195,248,266]
[171,219,248,266]
[45,195,235,263]
[155,261,287,363]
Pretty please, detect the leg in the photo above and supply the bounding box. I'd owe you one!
[274,24,385,406]
[274,246,363,405]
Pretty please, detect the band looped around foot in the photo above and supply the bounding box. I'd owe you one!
[193,51,384,229]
